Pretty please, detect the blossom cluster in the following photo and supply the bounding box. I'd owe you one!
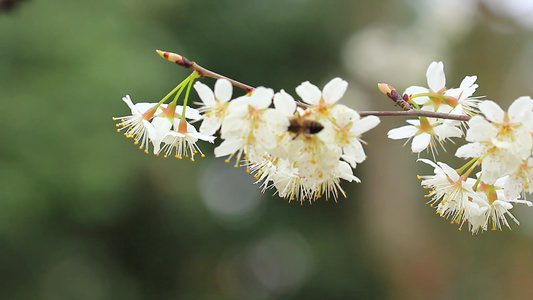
[114,75,380,203]
[387,61,479,156]
[387,62,533,234]
[114,50,533,234]
[113,73,215,161]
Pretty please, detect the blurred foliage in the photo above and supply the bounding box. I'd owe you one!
[0,0,28,12]
[2,0,533,299]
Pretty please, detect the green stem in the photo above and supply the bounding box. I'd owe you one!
[410,101,421,110]
[411,93,448,101]
[181,74,196,121]
[158,78,189,107]
[170,82,187,106]
[456,157,479,176]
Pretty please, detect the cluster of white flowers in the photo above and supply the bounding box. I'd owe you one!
[387,61,479,156]
[387,61,533,234]
[114,76,380,203]
[115,51,533,234]
[113,94,215,160]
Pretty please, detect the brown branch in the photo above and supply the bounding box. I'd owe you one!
[156,50,254,93]
[358,110,471,121]
[156,50,473,122]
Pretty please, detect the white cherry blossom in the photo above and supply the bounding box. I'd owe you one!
[156,119,215,160]
[194,79,233,135]
[113,95,158,153]
[418,159,481,224]
[387,117,462,155]
[456,98,533,183]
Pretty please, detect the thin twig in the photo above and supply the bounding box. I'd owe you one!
[156,50,473,122]
[358,110,471,121]
[191,62,254,93]
[156,50,254,93]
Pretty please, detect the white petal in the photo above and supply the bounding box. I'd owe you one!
[193,81,215,106]
[227,96,249,113]
[387,125,418,139]
[508,96,533,122]
[199,116,222,136]
[337,161,360,183]
[352,116,380,135]
[479,100,504,123]
[214,78,233,103]
[263,108,290,132]
[406,119,421,126]
[122,95,135,110]
[143,119,158,141]
[330,104,358,125]
[504,177,522,200]
[177,105,202,120]
[417,158,438,169]
[437,162,460,181]
[404,86,429,96]
[273,89,296,116]
[151,117,173,140]
[465,116,496,141]
[344,140,366,164]
[455,76,479,101]
[404,86,430,105]
[434,124,462,140]
[219,117,247,139]
[250,87,273,108]
[191,131,216,143]
[135,103,157,115]
[411,133,431,152]
[514,129,532,159]
[459,75,477,89]
[296,81,322,105]
[322,77,348,104]
[214,139,243,157]
[493,200,513,210]
[426,61,446,92]
[455,142,485,158]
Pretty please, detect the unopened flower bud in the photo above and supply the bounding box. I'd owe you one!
[156,49,192,68]
[377,83,395,95]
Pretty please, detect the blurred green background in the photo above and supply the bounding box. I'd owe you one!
[2,0,533,299]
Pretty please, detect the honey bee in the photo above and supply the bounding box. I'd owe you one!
[287,114,324,138]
